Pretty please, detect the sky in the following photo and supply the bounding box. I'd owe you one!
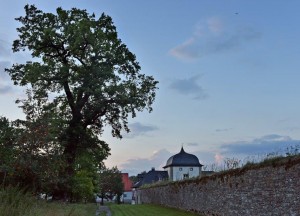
[1,0,300,175]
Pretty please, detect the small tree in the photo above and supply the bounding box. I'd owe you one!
[98,166,123,205]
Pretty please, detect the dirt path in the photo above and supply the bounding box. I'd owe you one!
[96,205,112,216]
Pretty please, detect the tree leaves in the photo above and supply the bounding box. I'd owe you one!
[4,4,158,198]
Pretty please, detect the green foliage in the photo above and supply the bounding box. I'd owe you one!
[0,186,37,216]
[6,4,158,139]
[0,186,97,216]
[5,4,158,197]
[0,117,19,186]
[129,175,138,184]
[98,166,123,204]
[71,170,94,202]
[0,5,158,198]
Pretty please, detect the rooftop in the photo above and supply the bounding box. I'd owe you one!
[163,147,203,168]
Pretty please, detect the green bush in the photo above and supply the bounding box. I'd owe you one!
[71,170,94,202]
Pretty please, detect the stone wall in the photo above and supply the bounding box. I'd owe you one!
[138,157,300,216]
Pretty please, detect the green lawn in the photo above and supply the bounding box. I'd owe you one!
[32,202,97,216]
[109,204,201,216]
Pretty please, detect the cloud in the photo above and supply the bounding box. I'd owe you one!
[186,142,199,147]
[0,39,26,96]
[119,149,173,175]
[124,122,158,138]
[0,39,12,59]
[215,128,232,132]
[0,86,13,94]
[120,148,218,175]
[169,75,207,100]
[169,38,199,60]
[169,17,261,61]
[283,127,300,132]
[0,61,16,95]
[188,150,218,167]
[214,153,224,165]
[207,17,223,34]
[220,134,300,155]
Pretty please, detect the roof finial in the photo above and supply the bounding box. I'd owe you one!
[181,143,184,153]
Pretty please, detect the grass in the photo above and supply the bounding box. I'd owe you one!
[33,202,97,216]
[109,204,201,216]
[0,186,36,216]
[0,186,97,216]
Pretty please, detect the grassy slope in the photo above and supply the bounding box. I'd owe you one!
[109,204,201,216]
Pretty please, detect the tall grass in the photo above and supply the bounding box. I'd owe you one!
[0,186,37,216]
[0,186,97,216]
[202,144,300,172]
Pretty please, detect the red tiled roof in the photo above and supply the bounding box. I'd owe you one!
[121,173,133,192]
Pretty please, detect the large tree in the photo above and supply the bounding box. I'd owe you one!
[6,5,158,196]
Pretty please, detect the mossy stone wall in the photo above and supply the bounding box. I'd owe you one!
[138,159,300,216]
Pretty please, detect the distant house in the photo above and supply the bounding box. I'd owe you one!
[132,168,168,188]
[121,173,133,203]
[163,147,203,181]
[132,168,168,204]
[132,147,208,204]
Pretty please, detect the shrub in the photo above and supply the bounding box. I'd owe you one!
[71,170,94,202]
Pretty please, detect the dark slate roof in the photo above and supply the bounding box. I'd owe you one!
[163,147,203,168]
[133,168,168,188]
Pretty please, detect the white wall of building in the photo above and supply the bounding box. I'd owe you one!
[123,191,133,203]
[170,166,201,181]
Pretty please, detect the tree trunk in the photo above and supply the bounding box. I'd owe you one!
[53,119,83,200]
[101,193,104,205]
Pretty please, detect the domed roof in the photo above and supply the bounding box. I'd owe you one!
[163,147,203,168]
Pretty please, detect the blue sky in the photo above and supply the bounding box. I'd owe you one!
[1,1,300,175]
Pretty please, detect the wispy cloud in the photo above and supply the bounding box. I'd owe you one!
[220,134,300,155]
[186,142,199,147]
[169,38,199,60]
[0,61,11,78]
[0,85,13,94]
[169,75,207,100]
[0,60,25,97]
[283,126,300,132]
[0,39,12,60]
[119,149,173,175]
[0,39,26,96]
[215,128,232,132]
[0,61,15,95]
[125,122,158,138]
[169,17,261,61]
[214,152,224,165]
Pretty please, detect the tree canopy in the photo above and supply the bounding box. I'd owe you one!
[98,166,123,205]
[4,4,158,198]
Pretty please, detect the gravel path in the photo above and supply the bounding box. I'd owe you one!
[96,205,112,216]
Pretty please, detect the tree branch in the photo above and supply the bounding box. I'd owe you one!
[63,81,75,114]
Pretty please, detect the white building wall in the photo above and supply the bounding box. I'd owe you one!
[123,191,133,203]
[171,166,200,181]
[166,167,172,180]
